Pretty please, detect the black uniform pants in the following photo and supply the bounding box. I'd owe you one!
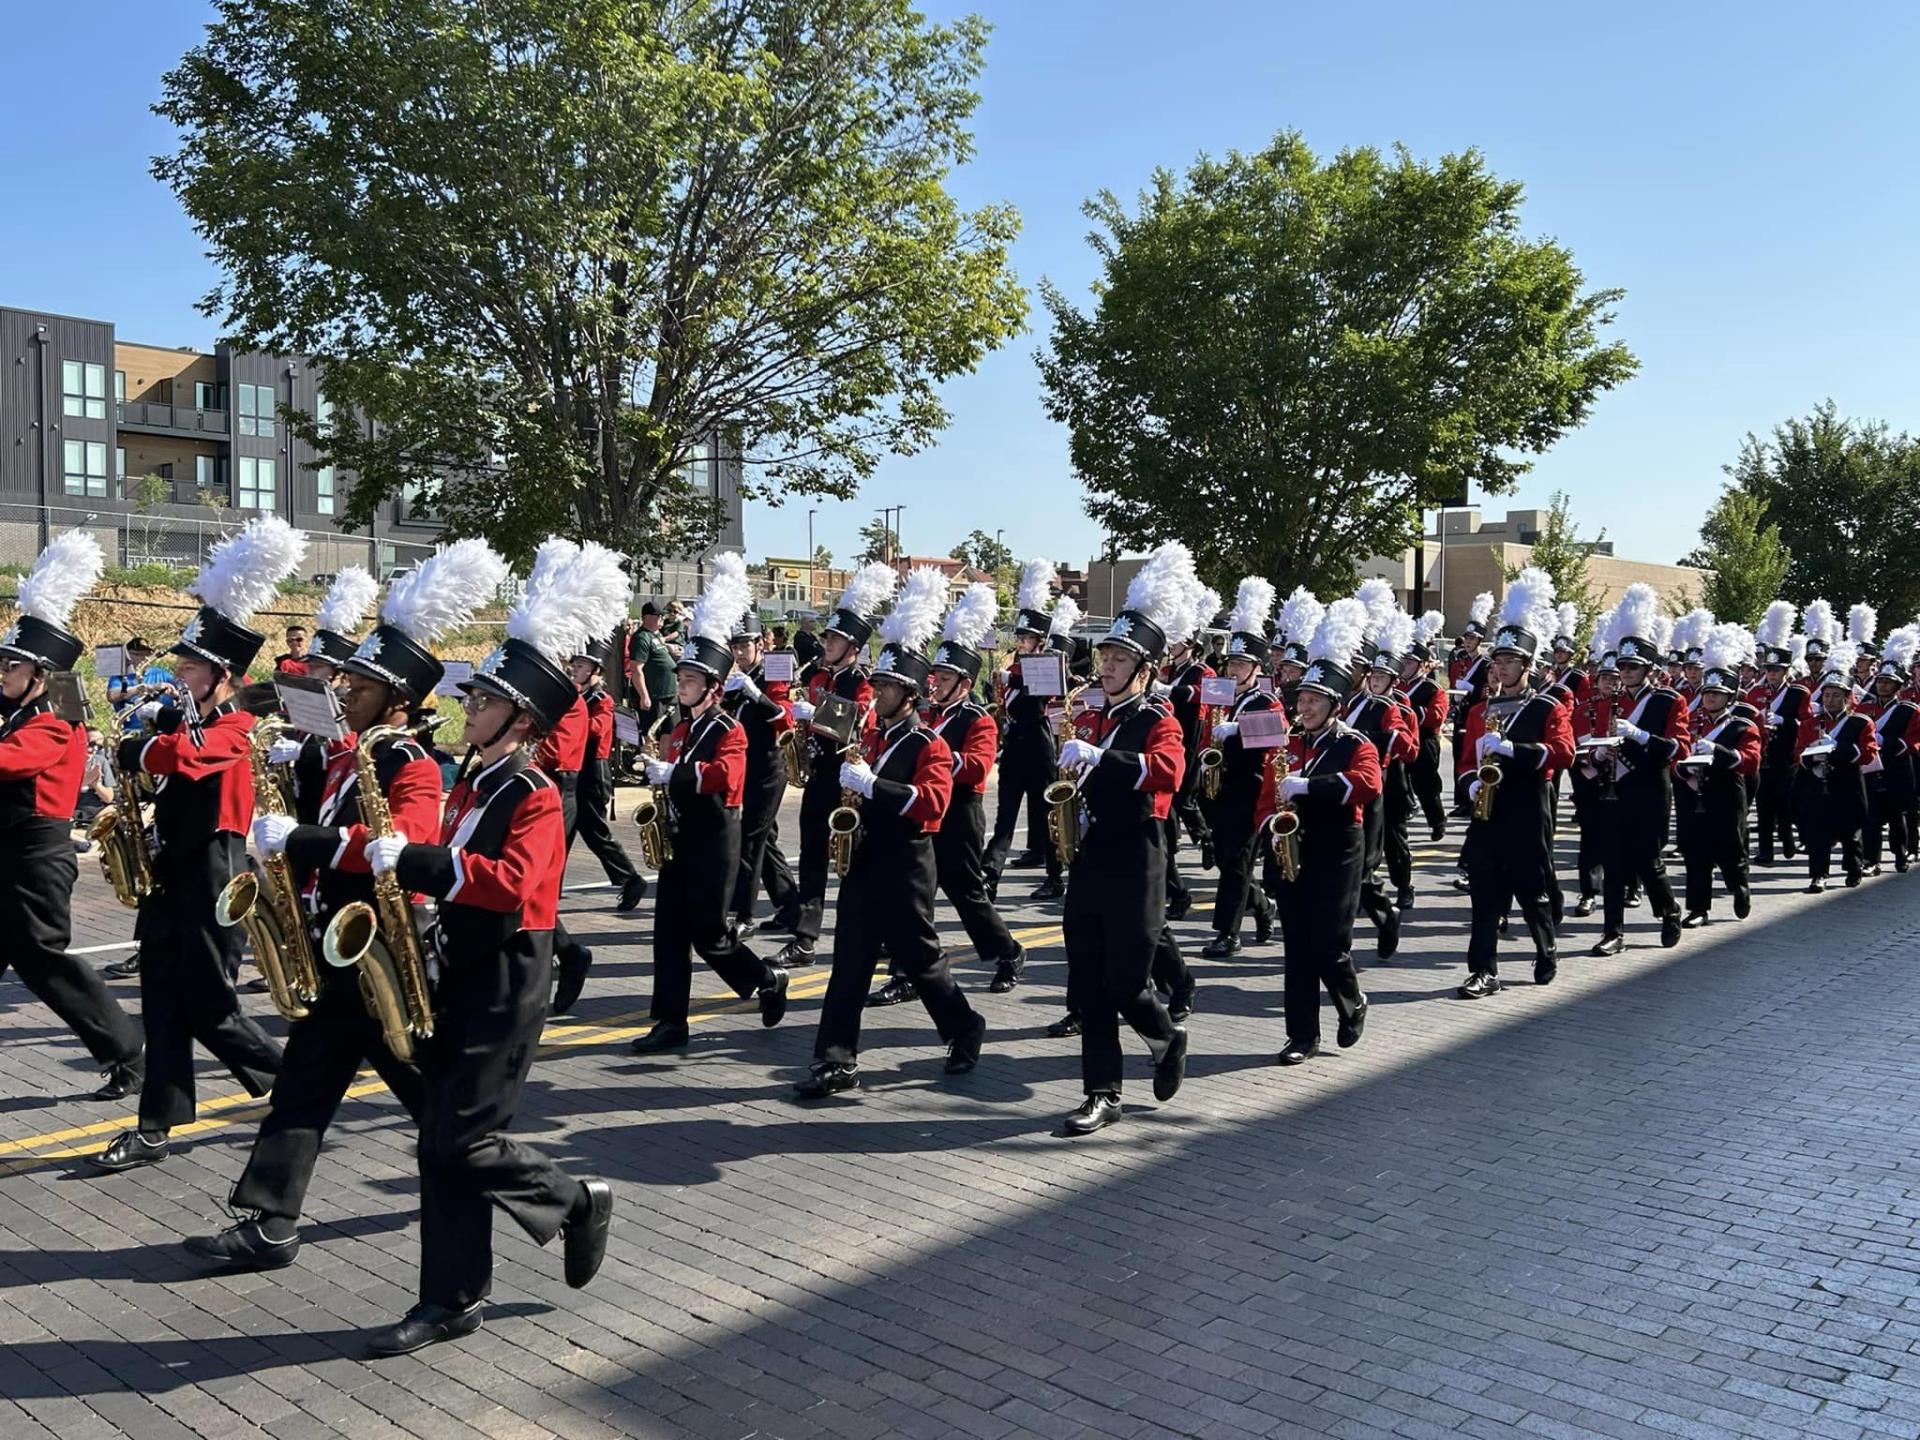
[417,932,584,1311]
[1209,793,1269,939]
[574,758,638,889]
[814,842,974,1061]
[1568,772,1607,899]
[1755,758,1796,861]
[1410,732,1446,832]
[137,836,283,1132]
[1064,825,1178,1096]
[1,833,141,1068]
[231,969,424,1222]
[1602,790,1678,932]
[1865,772,1915,867]
[934,791,1018,964]
[1463,821,1556,976]
[652,822,774,1025]
[1675,793,1750,915]
[984,736,1060,882]
[792,771,841,944]
[551,772,587,964]
[1357,797,1393,931]
[730,766,788,922]
[1382,761,1414,892]
[1271,824,1366,1048]
[1795,779,1864,883]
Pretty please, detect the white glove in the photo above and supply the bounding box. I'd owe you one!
[1058,738,1099,772]
[643,755,676,786]
[252,814,297,856]
[367,834,408,875]
[1612,718,1649,744]
[267,736,305,767]
[1766,713,1783,728]
[839,760,876,797]
[1149,681,1174,698]
[1692,739,1715,757]
[789,699,816,724]
[1278,775,1309,802]
[135,700,163,723]
[724,672,763,702]
[1478,733,1513,758]
[1466,778,1482,803]
[1211,721,1239,742]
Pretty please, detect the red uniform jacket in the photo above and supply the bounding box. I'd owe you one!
[425,752,566,930]
[664,709,747,806]
[1407,674,1449,734]
[805,666,876,740]
[136,704,256,835]
[584,687,616,762]
[928,698,996,794]
[0,704,87,821]
[1461,692,1577,781]
[1691,709,1763,778]
[1795,707,1880,768]
[535,693,590,776]
[310,736,446,871]
[862,718,954,833]
[1255,721,1383,830]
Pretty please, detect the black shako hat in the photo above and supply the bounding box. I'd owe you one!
[343,624,446,703]
[0,615,85,673]
[173,606,268,675]
[461,638,577,730]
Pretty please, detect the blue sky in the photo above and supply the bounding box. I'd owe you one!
[6,2,1917,570]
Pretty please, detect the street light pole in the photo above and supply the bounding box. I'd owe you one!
[807,507,816,611]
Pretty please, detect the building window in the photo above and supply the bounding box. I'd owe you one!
[679,438,714,493]
[115,447,125,480]
[62,360,108,420]
[114,370,126,403]
[398,479,437,522]
[195,453,228,495]
[63,439,109,498]
[236,456,275,510]
[314,394,336,514]
[237,383,275,438]
[194,380,224,410]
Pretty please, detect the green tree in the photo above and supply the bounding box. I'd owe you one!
[1037,133,1636,596]
[156,0,1026,563]
[812,544,833,570]
[951,528,1013,573]
[1678,488,1791,626]
[1499,492,1605,635]
[1716,402,1920,619]
[855,517,895,564]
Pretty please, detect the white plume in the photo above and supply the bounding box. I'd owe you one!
[1047,595,1082,639]
[1014,557,1057,614]
[1801,598,1837,646]
[942,581,999,649]
[878,566,947,652]
[16,529,104,628]
[1848,602,1878,647]
[1589,607,1616,661]
[1227,576,1276,638]
[1554,602,1581,642]
[1190,585,1222,639]
[191,515,307,625]
[1649,613,1674,654]
[1613,583,1661,647]
[508,537,630,663]
[1702,622,1753,674]
[1121,542,1201,637]
[1500,567,1556,634]
[1788,634,1809,676]
[1822,640,1858,687]
[314,565,379,636]
[836,561,898,620]
[690,551,754,645]
[1311,597,1368,672]
[383,538,509,644]
[1414,610,1446,646]
[1882,626,1920,670]
[1469,591,1494,627]
[1376,609,1414,660]
[1672,607,1715,654]
[1355,577,1399,639]
[1275,587,1324,647]
[1756,600,1796,649]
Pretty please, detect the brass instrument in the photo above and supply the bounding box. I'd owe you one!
[89,709,155,908]
[321,724,436,1061]
[828,740,863,877]
[1269,747,1301,882]
[1472,704,1511,824]
[779,727,807,787]
[633,714,674,870]
[1197,701,1225,801]
[216,717,321,1021]
[1043,774,1084,867]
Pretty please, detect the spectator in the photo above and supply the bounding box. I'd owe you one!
[793,615,824,668]
[273,624,311,676]
[627,602,678,734]
[73,726,115,840]
[106,635,179,728]
[770,624,791,651]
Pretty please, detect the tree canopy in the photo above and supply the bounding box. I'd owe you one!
[1037,133,1637,596]
[155,0,1026,562]
[1679,488,1790,627]
[951,528,1013,573]
[1500,492,1604,638]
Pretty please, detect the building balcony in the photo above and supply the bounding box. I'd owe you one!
[116,400,231,438]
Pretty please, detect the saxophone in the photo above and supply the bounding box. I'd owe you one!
[1197,701,1225,800]
[322,725,435,1062]
[216,717,321,1021]
[631,717,674,869]
[1472,704,1510,823]
[828,740,863,877]
[1043,683,1093,865]
[89,709,155,908]
[1268,745,1302,882]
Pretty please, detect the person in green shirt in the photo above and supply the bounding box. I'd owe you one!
[627,603,678,733]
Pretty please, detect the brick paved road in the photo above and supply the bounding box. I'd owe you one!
[4,789,1920,1439]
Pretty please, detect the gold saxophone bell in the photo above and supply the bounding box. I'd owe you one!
[1472,710,1509,823]
[1269,806,1302,883]
[218,718,321,1022]
[780,728,807,787]
[217,869,312,1021]
[828,802,862,877]
[91,711,155,908]
[1198,745,1225,800]
[1044,777,1082,867]
[322,900,417,1063]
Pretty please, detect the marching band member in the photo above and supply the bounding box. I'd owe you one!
[0,532,143,1099]
[984,558,1065,903]
[1158,593,1219,918]
[1675,625,1762,927]
[188,542,502,1271]
[631,554,790,1054]
[1402,611,1451,847]
[1671,609,1714,717]
[1351,607,1419,942]
[1848,604,1879,695]
[1568,630,1619,917]
[1589,585,1690,957]
[1862,628,1920,874]
[1259,599,1380,1066]
[1200,577,1278,958]
[1052,545,1196,1134]
[927,582,1027,992]
[277,567,379,823]
[363,538,621,1356]
[1271,587,1323,723]
[572,633,649,913]
[1456,572,1574,996]
[1447,592,1494,816]
[723,610,800,937]
[541,607,600,1011]
[1748,601,1805,867]
[1792,640,1878,893]
[91,517,303,1172]
[778,563,893,965]
[797,569,983,1098]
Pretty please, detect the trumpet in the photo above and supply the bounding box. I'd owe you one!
[828,740,863,877]
[1269,748,1301,882]
[1472,707,1509,823]
[217,717,321,1022]
[89,709,155,908]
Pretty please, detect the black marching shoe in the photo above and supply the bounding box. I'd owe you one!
[630,1021,690,1054]
[101,952,141,980]
[775,937,817,967]
[92,1053,143,1101]
[563,1180,614,1289]
[1376,908,1401,960]
[1008,848,1044,870]
[552,945,592,1014]
[1626,888,1643,908]
[1682,910,1708,929]
[866,974,918,1007]
[1152,1028,1189,1102]
[1064,1092,1122,1135]
[984,869,1001,903]
[1896,855,1910,874]
[758,969,789,1028]
[1457,972,1502,1000]
[1046,1012,1083,1039]
[944,1014,986,1075]
[91,1129,169,1172]
[1276,1040,1319,1067]
[1165,891,1193,922]
[1734,887,1752,919]
[1533,953,1558,987]
[1167,978,1196,1024]
[1396,886,1415,913]
[1451,874,1472,893]
[1845,872,1864,888]
[1030,877,1066,902]
[185,1217,300,1272]
[795,1062,859,1099]
[1254,904,1273,946]
[1805,878,1827,895]
[1572,894,1596,918]
[615,874,650,912]
[1660,911,1683,948]
[1199,835,1217,871]
[988,946,1025,994]
[1200,933,1241,959]
[1337,1002,1368,1049]
[1430,819,1448,843]
[366,1301,484,1358]
[1590,933,1625,957]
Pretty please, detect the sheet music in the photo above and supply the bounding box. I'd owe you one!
[276,675,348,740]
[1239,709,1291,750]
[1199,676,1236,706]
[434,659,475,698]
[1020,653,1065,697]
[761,652,795,684]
